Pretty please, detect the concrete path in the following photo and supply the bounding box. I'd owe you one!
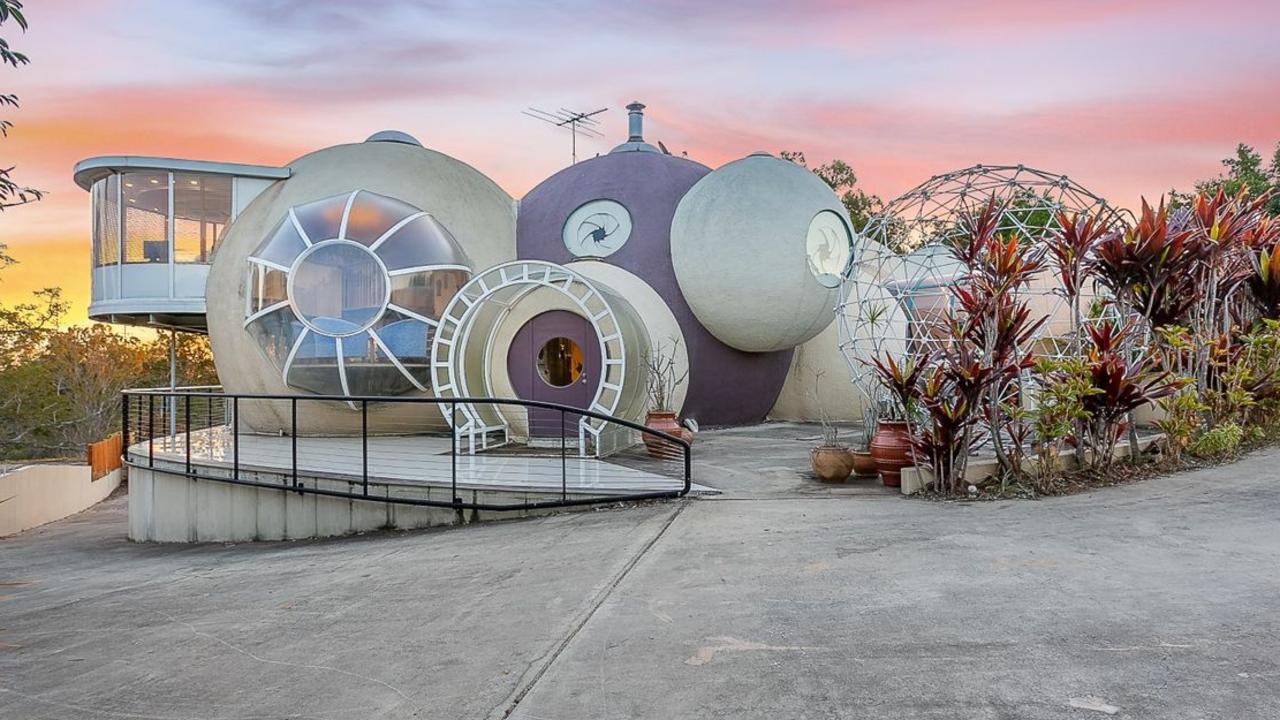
[1,435,1278,719]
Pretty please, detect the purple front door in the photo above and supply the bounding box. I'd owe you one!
[507,310,601,437]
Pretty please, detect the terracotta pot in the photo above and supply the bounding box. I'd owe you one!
[810,446,854,483]
[643,410,693,458]
[869,420,913,488]
[850,449,878,478]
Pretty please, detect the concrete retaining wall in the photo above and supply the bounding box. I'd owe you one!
[127,466,583,543]
[0,464,122,536]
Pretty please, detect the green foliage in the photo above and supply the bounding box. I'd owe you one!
[1030,358,1097,479]
[1174,142,1280,217]
[1188,422,1243,459]
[1074,320,1182,469]
[0,0,41,210]
[1155,385,1205,462]
[0,242,218,460]
[779,150,883,232]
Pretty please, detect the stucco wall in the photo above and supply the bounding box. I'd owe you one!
[517,151,791,427]
[127,467,576,542]
[206,141,517,435]
[768,319,869,423]
[0,465,122,537]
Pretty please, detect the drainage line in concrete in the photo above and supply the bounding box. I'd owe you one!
[490,501,688,720]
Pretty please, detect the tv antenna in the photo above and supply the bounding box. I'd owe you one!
[523,106,607,163]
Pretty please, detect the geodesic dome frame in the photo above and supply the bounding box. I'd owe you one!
[837,164,1129,416]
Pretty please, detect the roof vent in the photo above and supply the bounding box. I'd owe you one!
[365,130,423,147]
[627,101,646,142]
[609,101,660,154]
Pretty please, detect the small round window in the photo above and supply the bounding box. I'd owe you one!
[537,337,584,387]
[805,209,853,288]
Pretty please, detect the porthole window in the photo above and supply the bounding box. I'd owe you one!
[244,190,471,399]
[805,209,853,288]
[562,199,632,258]
[537,337,584,387]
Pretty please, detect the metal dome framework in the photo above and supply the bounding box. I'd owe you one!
[837,164,1128,414]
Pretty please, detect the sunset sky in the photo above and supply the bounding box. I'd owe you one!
[2,0,1279,324]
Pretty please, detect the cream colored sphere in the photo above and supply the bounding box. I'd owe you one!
[670,153,850,353]
[206,138,517,434]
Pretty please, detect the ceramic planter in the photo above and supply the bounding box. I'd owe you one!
[869,420,913,487]
[643,410,693,458]
[850,449,878,478]
[810,445,854,482]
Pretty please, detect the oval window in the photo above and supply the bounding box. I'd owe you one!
[537,337,584,387]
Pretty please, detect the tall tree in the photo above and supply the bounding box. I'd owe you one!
[1175,142,1280,216]
[0,244,66,366]
[780,150,882,232]
[0,0,40,210]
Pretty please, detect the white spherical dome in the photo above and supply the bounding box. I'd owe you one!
[206,140,516,434]
[670,153,850,352]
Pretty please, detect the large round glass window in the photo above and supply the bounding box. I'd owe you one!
[805,209,853,288]
[244,190,472,399]
[289,242,388,336]
[537,337,584,387]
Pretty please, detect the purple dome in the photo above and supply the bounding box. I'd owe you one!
[517,150,793,427]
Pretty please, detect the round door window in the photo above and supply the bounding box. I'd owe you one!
[537,337,584,387]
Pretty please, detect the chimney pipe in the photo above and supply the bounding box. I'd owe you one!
[626,101,645,143]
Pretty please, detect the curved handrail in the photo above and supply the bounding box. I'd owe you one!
[119,388,691,512]
[121,388,692,451]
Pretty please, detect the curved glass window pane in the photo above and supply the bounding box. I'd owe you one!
[245,306,303,367]
[344,191,419,246]
[248,264,288,314]
[340,332,410,396]
[372,312,433,387]
[375,214,469,271]
[93,176,120,267]
[122,171,169,264]
[286,333,344,396]
[388,268,469,320]
[173,173,231,263]
[290,242,387,336]
[292,194,349,244]
[254,218,308,269]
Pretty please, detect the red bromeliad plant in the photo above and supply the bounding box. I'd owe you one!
[1044,210,1114,354]
[1183,190,1269,344]
[867,351,930,421]
[1245,214,1280,320]
[867,198,1053,493]
[1249,242,1280,320]
[1075,320,1182,468]
[1093,198,1201,331]
[1044,210,1117,465]
[946,200,1047,477]
[911,349,994,491]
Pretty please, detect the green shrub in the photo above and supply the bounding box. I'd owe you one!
[1155,385,1206,462]
[1188,422,1243,459]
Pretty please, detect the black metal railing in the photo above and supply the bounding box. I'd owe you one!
[120,388,691,512]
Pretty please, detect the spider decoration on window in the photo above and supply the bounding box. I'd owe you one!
[579,212,620,248]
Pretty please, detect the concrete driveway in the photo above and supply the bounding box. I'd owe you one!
[1,431,1277,719]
